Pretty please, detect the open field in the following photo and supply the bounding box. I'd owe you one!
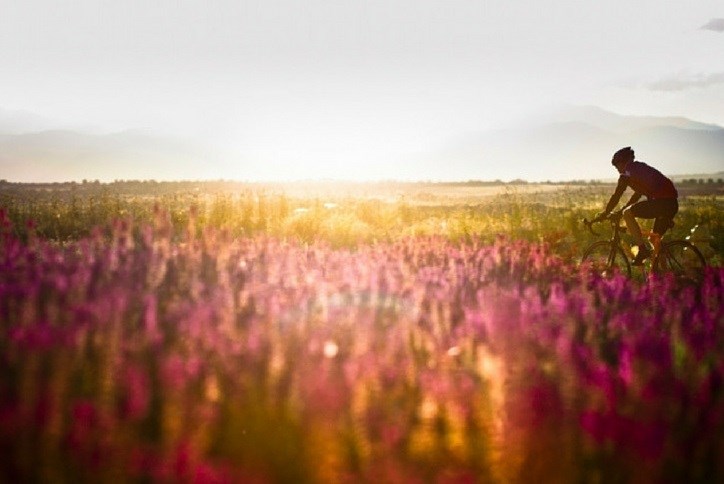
[1,181,723,482]
[1,181,721,264]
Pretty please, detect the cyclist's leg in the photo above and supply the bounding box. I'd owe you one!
[624,200,659,246]
[651,198,679,236]
[629,199,673,233]
[630,199,678,266]
[622,205,645,246]
[627,200,661,263]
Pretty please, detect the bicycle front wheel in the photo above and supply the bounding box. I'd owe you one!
[656,240,706,280]
[582,241,631,277]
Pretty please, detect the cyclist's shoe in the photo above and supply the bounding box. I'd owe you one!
[631,245,652,266]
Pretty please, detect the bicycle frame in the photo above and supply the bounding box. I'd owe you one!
[583,212,706,279]
[582,211,631,276]
[583,211,626,248]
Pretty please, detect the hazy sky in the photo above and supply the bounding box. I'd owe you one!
[1,1,723,181]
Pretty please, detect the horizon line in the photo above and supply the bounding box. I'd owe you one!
[3,173,723,186]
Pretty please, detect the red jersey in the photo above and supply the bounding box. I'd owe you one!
[619,161,678,200]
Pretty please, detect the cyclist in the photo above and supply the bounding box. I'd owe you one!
[595,147,679,265]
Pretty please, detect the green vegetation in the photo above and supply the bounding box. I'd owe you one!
[1,181,721,265]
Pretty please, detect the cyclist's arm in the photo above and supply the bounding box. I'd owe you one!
[604,176,628,214]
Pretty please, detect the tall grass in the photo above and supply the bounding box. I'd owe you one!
[1,206,722,482]
[1,185,721,264]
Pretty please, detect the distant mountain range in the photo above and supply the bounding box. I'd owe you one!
[0,115,222,182]
[0,129,223,182]
[0,108,58,135]
[1,105,723,182]
[426,105,724,182]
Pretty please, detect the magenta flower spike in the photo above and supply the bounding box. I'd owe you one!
[0,208,722,483]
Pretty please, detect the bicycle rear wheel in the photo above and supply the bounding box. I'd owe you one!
[656,240,706,280]
[582,241,631,277]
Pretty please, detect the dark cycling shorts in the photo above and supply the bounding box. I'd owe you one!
[629,198,678,235]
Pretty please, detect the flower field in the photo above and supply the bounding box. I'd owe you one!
[1,187,723,482]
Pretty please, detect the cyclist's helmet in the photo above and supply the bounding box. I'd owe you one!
[612,146,634,166]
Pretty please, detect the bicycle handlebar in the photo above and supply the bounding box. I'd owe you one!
[582,210,625,237]
[582,218,600,237]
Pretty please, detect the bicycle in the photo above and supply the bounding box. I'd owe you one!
[581,211,706,280]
